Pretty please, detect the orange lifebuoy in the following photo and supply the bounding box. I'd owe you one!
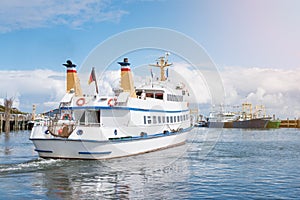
[76,98,85,106]
[108,98,117,106]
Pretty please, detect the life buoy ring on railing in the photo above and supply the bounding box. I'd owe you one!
[76,98,85,106]
[108,98,117,107]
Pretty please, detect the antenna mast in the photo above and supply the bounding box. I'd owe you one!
[149,52,172,81]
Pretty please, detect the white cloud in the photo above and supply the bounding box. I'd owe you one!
[0,0,128,33]
[96,70,120,96]
[221,67,300,118]
[171,63,211,104]
[0,69,65,112]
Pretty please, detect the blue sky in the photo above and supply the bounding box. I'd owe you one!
[0,0,300,117]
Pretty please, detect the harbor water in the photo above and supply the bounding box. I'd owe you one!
[0,128,299,199]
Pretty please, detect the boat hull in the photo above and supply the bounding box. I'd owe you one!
[266,120,281,128]
[208,122,233,128]
[30,129,190,160]
[233,118,269,129]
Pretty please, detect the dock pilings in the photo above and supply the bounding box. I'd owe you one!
[0,113,31,132]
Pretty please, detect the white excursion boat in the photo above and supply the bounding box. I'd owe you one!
[30,54,193,159]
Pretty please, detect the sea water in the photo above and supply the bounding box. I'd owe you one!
[0,128,299,199]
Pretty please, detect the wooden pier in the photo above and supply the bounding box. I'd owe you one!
[0,113,32,132]
[279,118,300,128]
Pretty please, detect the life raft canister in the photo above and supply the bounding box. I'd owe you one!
[108,97,117,106]
[76,98,85,106]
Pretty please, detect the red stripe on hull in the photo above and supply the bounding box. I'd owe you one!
[121,68,130,72]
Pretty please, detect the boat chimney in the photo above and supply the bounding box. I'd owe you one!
[118,58,136,98]
[63,60,82,96]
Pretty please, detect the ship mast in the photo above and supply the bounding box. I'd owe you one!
[149,52,172,81]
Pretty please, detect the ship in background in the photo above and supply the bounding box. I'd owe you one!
[207,103,276,129]
[232,102,270,129]
[30,53,193,159]
[207,105,237,128]
[254,104,281,128]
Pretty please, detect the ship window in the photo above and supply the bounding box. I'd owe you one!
[74,110,85,124]
[155,93,164,100]
[170,116,173,123]
[146,93,154,98]
[162,116,165,123]
[153,116,157,124]
[180,115,183,121]
[177,116,180,122]
[144,116,147,124]
[167,116,170,123]
[183,115,186,120]
[79,112,85,124]
[166,94,183,102]
[158,116,161,123]
[174,116,176,123]
[147,116,151,124]
[86,110,100,124]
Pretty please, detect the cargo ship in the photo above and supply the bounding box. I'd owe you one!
[207,103,270,129]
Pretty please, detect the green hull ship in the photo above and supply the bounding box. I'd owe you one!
[266,120,281,128]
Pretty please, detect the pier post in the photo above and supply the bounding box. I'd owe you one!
[0,114,2,132]
[14,115,17,131]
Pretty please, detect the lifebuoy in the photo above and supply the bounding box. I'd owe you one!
[76,98,85,106]
[108,98,117,106]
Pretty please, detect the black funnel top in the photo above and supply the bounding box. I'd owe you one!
[63,60,76,68]
[118,58,130,66]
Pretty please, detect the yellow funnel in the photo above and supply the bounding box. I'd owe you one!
[63,60,82,96]
[118,58,136,98]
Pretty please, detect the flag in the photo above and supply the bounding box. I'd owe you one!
[88,67,96,84]
[88,67,99,94]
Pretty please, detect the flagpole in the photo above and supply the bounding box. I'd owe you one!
[150,68,153,88]
[93,67,99,94]
[95,81,99,94]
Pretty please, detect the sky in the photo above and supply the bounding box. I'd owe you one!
[0,0,299,118]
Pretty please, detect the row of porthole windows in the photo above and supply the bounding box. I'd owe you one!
[167,94,183,102]
[143,114,189,125]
